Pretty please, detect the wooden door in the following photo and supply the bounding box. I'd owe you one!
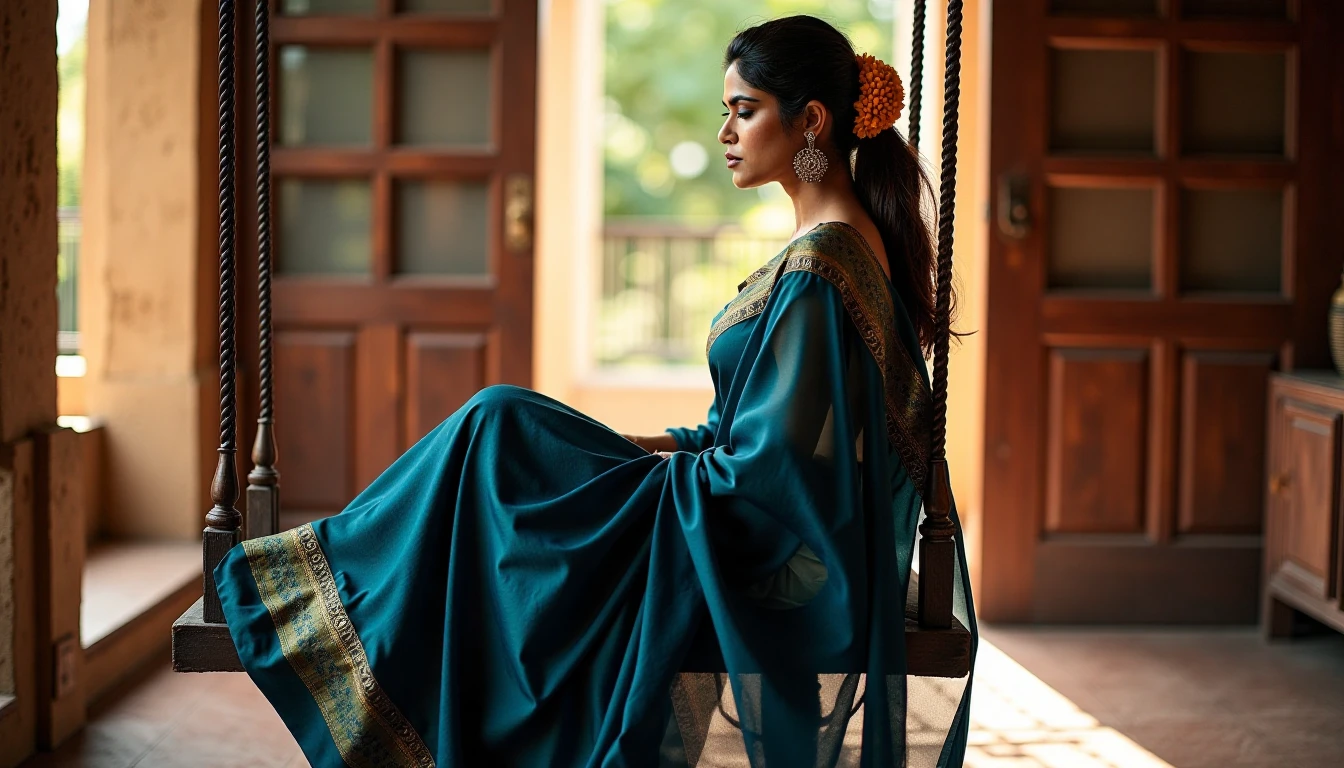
[982,0,1344,622]
[245,0,537,524]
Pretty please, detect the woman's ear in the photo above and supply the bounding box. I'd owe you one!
[802,100,829,140]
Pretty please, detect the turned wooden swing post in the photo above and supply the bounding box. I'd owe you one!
[200,0,242,627]
[174,0,275,671]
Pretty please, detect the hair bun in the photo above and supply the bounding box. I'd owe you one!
[853,53,905,139]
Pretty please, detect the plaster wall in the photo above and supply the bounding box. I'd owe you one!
[0,0,61,759]
[0,1,60,444]
[81,0,205,540]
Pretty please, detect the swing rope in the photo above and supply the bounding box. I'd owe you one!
[914,0,965,632]
[907,0,927,150]
[247,0,280,537]
[931,0,963,463]
[204,0,240,549]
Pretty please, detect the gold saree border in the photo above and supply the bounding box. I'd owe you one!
[243,524,437,768]
[705,222,933,494]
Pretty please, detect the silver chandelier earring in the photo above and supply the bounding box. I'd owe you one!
[792,130,828,183]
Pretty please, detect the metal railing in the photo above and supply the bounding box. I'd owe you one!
[58,206,80,354]
[597,220,788,367]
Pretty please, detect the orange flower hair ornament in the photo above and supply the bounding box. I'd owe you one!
[853,53,905,139]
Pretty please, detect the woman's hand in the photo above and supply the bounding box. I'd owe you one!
[620,433,679,454]
[653,450,674,460]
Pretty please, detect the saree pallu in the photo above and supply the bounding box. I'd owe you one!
[214,221,977,767]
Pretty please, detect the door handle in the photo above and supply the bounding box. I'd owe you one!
[504,173,533,252]
[997,173,1031,241]
[1269,473,1290,494]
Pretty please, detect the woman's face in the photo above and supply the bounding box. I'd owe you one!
[718,62,797,189]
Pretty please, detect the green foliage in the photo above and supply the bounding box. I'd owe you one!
[58,26,86,209]
[602,0,894,225]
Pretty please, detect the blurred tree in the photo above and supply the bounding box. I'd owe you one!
[58,2,87,210]
[603,0,895,228]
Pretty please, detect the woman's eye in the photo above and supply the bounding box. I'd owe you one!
[721,111,754,119]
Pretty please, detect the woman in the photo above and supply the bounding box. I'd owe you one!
[214,14,975,768]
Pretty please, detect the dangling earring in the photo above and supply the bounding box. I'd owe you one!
[793,130,828,183]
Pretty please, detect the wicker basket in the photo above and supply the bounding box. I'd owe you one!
[1331,277,1344,376]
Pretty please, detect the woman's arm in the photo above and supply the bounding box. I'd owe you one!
[621,432,679,453]
[661,398,721,453]
[620,397,720,454]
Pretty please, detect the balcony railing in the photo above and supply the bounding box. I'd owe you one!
[58,206,80,354]
[598,220,788,367]
[51,212,786,366]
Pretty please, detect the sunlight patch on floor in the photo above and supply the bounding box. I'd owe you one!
[961,640,1174,768]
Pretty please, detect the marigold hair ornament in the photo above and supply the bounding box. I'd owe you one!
[853,53,905,139]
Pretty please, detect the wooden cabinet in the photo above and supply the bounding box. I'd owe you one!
[1265,372,1344,637]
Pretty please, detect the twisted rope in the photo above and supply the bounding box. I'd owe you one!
[930,0,964,463]
[217,0,238,454]
[907,0,926,149]
[206,0,240,532]
[255,0,273,426]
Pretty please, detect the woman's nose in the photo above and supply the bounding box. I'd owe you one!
[717,121,733,146]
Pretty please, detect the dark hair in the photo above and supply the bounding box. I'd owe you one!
[725,15,954,355]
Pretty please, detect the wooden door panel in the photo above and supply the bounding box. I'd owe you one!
[1034,540,1262,623]
[1178,350,1275,534]
[355,323,402,493]
[1281,401,1339,597]
[405,331,490,445]
[984,0,1341,622]
[1045,348,1148,534]
[274,331,355,513]
[238,0,538,523]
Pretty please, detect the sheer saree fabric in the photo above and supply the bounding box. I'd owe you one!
[213,221,976,767]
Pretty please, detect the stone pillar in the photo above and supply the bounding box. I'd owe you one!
[0,6,59,443]
[82,0,208,540]
[0,0,67,759]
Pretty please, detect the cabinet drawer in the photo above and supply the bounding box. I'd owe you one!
[1269,398,1342,601]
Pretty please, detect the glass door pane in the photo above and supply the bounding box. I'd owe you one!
[279,47,375,146]
[281,0,377,15]
[1183,0,1288,19]
[1050,0,1159,16]
[395,181,490,276]
[1180,188,1283,293]
[1048,186,1155,290]
[400,0,493,13]
[1051,48,1158,154]
[397,50,493,146]
[279,180,373,275]
[1183,50,1287,156]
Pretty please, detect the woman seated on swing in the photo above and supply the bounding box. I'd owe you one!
[214,14,976,768]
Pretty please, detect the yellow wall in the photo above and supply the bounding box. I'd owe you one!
[896,0,991,593]
[82,0,205,540]
[536,0,990,587]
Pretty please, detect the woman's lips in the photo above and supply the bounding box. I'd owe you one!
[725,152,741,168]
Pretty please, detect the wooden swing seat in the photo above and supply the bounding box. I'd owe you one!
[172,571,971,677]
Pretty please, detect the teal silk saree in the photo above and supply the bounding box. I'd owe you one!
[214,221,977,767]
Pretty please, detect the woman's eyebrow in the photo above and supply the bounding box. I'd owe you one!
[721,95,761,107]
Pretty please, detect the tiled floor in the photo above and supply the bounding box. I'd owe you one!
[977,626,1344,768]
[20,651,306,768]
[19,627,1344,767]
